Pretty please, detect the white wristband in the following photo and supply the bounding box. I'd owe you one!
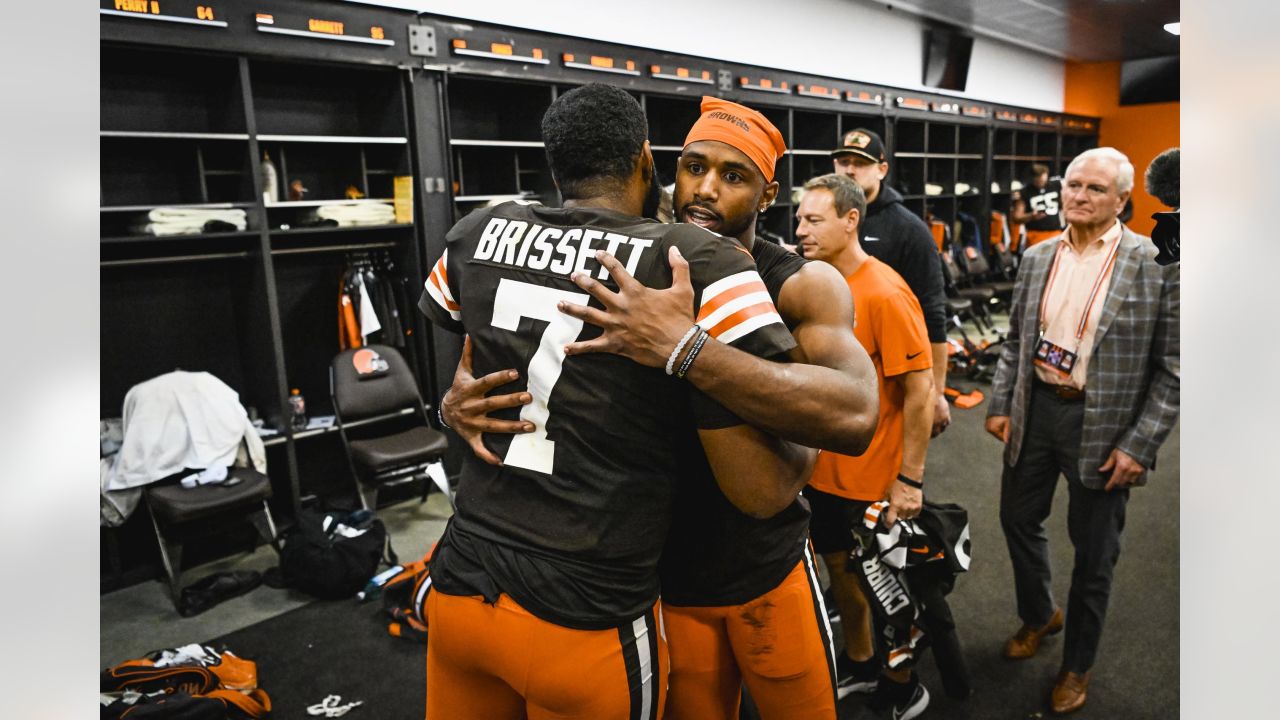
[665,325,701,376]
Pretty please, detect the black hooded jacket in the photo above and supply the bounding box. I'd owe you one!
[859,184,947,343]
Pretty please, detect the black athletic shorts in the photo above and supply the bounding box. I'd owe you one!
[803,485,872,555]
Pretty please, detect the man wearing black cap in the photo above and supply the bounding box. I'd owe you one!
[832,129,951,438]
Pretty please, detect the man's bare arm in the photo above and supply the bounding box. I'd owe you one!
[699,425,817,518]
[884,367,933,527]
[1009,197,1043,225]
[683,262,877,455]
[560,250,878,455]
[931,342,951,436]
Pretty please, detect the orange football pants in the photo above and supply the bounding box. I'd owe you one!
[662,547,837,720]
[425,590,666,720]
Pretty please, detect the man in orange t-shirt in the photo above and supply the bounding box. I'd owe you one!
[796,173,934,717]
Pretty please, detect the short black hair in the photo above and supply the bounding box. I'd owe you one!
[542,83,648,199]
[1144,147,1179,208]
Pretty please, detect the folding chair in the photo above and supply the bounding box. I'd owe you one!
[331,344,450,511]
[143,466,278,608]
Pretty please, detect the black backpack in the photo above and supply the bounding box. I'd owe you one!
[274,509,396,600]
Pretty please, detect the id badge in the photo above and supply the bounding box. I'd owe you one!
[1034,336,1078,377]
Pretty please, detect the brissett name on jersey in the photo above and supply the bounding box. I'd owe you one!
[471,214,657,280]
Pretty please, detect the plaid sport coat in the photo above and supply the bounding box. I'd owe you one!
[987,225,1180,489]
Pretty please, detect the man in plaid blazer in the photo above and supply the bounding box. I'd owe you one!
[985,147,1179,715]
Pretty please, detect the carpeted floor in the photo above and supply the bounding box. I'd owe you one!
[188,373,1178,719]
[209,598,426,719]
[853,375,1180,720]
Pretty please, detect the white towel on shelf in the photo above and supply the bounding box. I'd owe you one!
[147,207,247,223]
[139,207,247,236]
[312,202,396,227]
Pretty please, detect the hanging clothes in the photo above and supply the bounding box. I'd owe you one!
[339,279,362,350]
[357,278,383,341]
[337,252,412,351]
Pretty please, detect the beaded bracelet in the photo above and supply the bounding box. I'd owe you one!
[665,325,701,376]
[675,330,710,379]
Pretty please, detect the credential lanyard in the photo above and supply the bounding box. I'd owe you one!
[1038,235,1122,343]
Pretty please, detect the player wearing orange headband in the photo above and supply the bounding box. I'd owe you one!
[557,97,881,720]
[442,95,880,719]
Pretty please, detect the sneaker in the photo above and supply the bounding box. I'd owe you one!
[835,654,880,699]
[872,674,929,720]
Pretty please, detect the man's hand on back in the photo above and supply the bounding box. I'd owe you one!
[442,336,533,466]
[558,247,695,367]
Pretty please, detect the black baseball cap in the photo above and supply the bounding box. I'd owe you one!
[831,128,886,163]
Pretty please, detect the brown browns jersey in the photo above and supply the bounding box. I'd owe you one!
[419,201,795,629]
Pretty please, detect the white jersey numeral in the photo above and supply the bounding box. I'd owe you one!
[1030,192,1060,215]
[490,278,588,474]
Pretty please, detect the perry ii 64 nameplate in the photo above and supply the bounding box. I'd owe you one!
[100,1,395,46]
[101,0,228,28]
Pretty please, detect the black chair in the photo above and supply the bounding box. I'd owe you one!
[144,465,278,607]
[939,248,996,332]
[991,238,1020,283]
[330,344,450,511]
[954,243,1015,302]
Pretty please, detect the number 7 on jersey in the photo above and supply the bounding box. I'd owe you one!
[490,278,588,474]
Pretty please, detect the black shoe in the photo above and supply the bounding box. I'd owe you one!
[836,654,880,699]
[179,570,262,617]
[868,674,929,720]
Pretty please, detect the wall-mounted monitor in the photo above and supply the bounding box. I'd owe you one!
[923,25,973,92]
[1120,55,1179,105]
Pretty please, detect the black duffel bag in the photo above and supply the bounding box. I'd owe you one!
[272,508,396,600]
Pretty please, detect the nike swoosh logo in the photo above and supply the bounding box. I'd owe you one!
[910,546,930,554]
[907,351,923,360]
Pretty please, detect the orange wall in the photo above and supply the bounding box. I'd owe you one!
[1063,61,1179,236]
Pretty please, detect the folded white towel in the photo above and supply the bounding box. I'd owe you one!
[148,207,247,224]
[313,202,396,227]
[139,207,248,236]
[141,221,244,236]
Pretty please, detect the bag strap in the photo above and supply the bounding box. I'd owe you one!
[382,529,399,567]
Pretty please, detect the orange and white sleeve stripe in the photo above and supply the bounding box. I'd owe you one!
[423,250,461,321]
[695,270,784,345]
